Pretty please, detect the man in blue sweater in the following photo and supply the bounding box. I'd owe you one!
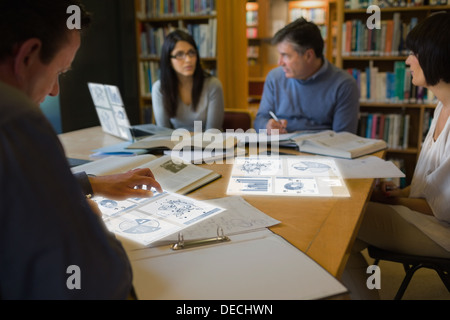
[254,18,360,134]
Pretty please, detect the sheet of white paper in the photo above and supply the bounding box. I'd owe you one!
[129,229,347,300]
[156,196,280,243]
[335,156,406,179]
[94,191,225,247]
[227,156,349,197]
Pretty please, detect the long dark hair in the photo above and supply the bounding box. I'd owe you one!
[159,29,207,117]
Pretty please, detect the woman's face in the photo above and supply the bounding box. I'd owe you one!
[406,53,426,87]
[170,40,197,79]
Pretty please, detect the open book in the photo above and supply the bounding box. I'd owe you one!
[127,132,238,151]
[292,130,387,159]
[71,154,221,195]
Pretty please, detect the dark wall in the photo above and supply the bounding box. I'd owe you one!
[60,0,139,133]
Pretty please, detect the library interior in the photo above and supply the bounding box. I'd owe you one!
[2,0,450,301]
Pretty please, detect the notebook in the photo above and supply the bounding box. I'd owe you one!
[87,82,173,141]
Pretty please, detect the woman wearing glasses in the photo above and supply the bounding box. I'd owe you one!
[152,29,224,131]
[343,12,450,300]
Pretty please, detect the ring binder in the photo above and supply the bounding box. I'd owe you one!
[171,227,230,250]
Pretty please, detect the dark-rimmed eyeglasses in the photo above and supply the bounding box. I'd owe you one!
[170,50,197,60]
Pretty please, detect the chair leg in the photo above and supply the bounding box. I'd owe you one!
[434,269,450,292]
[394,264,423,300]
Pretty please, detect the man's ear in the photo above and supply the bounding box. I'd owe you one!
[304,48,315,61]
[13,38,43,82]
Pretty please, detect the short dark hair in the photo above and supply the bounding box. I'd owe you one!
[159,29,207,117]
[0,0,91,64]
[272,18,324,59]
[406,12,450,85]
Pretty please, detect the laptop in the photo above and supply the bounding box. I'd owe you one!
[87,82,173,141]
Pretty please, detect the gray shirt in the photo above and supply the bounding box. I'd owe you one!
[152,76,224,131]
[0,81,132,299]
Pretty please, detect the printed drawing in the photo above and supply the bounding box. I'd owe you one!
[119,218,161,234]
[274,177,319,195]
[160,160,187,173]
[157,199,203,219]
[95,191,225,246]
[234,177,270,193]
[88,83,110,108]
[239,159,278,175]
[227,156,348,197]
[290,161,331,173]
[284,181,304,190]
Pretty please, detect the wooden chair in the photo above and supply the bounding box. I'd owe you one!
[368,245,450,300]
[222,109,252,131]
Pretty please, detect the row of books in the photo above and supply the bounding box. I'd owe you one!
[358,109,434,150]
[247,45,259,59]
[345,0,448,9]
[136,0,216,19]
[289,8,327,24]
[386,157,407,188]
[246,9,258,26]
[342,14,417,57]
[347,61,437,104]
[139,61,160,97]
[139,18,217,58]
[358,112,411,150]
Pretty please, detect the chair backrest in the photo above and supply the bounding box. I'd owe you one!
[222,109,252,131]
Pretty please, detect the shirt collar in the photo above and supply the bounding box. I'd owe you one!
[297,58,328,84]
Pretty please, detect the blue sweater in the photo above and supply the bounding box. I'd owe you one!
[254,60,360,133]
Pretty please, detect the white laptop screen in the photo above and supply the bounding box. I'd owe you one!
[87,82,133,141]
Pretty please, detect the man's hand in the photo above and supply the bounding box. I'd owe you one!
[266,118,288,135]
[89,168,163,200]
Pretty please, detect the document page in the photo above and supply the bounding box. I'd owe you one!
[94,191,225,247]
[226,156,349,197]
[157,195,280,243]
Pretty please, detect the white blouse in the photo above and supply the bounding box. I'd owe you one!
[398,102,450,251]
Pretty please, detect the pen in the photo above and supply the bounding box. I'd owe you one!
[269,111,280,123]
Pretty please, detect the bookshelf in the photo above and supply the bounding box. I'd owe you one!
[334,1,450,184]
[246,0,336,113]
[134,0,247,123]
[288,0,336,62]
[246,0,276,111]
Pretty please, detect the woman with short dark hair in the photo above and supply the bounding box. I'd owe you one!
[343,12,450,300]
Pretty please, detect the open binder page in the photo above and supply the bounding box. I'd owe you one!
[94,191,225,247]
[155,195,280,244]
[128,229,347,300]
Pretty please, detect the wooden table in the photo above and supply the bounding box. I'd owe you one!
[59,126,380,279]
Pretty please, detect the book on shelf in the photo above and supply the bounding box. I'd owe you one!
[289,7,326,24]
[136,0,217,19]
[139,61,160,97]
[344,0,448,9]
[138,19,217,59]
[358,112,411,150]
[71,154,221,195]
[342,15,417,57]
[348,62,437,104]
[291,130,387,159]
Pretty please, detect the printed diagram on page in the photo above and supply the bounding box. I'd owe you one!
[92,191,224,246]
[226,156,348,197]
